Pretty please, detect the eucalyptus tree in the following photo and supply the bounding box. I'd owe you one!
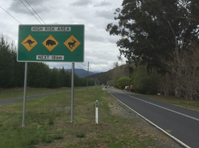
[106,0,199,72]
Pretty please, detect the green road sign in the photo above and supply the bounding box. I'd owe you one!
[18,25,84,62]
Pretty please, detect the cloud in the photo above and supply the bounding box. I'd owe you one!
[9,0,50,15]
[94,1,111,7]
[95,10,114,20]
[70,0,92,6]
[86,33,106,42]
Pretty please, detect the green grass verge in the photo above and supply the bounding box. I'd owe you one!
[0,87,86,100]
[0,86,165,148]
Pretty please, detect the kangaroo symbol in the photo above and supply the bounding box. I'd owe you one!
[68,39,76,49]
[24,39,35,47]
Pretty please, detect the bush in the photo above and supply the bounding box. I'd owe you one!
[131,65,161,95]
[117,77,130,89]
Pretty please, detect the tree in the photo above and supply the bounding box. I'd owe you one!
[59,67,66,87]
[106,80,112,86]
[63,71,71,87]
[106,0,199,72]
[112,62,128,86]
[79,78,86,86]
[28,62,50,87]
[0,37,14,88]
[131,64,161,94]
[160,43,199,100]
[49,68,60,88]
[74,74,80,86]
[117,77,130,89]
[88,78,95,86]
[11,50,24,87]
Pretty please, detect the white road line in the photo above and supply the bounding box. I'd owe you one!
[128,95,199,122]
[108,90,191,148]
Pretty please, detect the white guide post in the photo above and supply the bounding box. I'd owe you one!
[95,100,98,124]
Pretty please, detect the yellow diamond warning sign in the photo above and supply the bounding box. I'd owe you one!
[42,35,59,52]
[21,35,38,51]
[64,35,81,52]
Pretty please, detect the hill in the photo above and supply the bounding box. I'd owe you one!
[89,64,129,85]
[89,69,113,84]
[65,69,99,78]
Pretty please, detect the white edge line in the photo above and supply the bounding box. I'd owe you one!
[107,91,191,148]
[128,95,199,122]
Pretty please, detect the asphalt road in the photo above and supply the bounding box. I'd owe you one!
[0,89,86,105]
[107,88,199,148]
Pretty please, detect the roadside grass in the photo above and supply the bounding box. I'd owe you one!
[0,87,85,100]
[0,86,169,148]
[121,89,199,111]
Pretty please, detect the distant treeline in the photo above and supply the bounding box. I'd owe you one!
[0,37,94,89]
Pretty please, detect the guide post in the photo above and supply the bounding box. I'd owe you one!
[95,100,98,124]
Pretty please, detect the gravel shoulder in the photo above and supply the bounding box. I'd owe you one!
[108,96,183,148]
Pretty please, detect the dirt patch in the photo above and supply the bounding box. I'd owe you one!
[108,96,183,148]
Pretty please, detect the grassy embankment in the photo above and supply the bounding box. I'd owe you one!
[0,86,176,148]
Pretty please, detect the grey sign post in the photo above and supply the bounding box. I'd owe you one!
[71,63,74,123]
[22,62,28,127]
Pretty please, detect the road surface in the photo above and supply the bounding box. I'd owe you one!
[0,89,86,105]
[107,88,199,148]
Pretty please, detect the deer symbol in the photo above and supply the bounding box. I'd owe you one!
[68,39,76,49]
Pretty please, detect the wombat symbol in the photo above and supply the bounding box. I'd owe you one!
[46,40,56,46]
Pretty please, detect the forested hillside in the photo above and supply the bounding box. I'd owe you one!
[89,63,128,85]
[0,37,94,89]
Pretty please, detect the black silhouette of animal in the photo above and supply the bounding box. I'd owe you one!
[24,39,34,47]
[68,39,76,49]
[46,40,56,46]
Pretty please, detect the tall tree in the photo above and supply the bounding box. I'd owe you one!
[106,0,199,72]
[49,68,60,88]
[64,70,71,87]
[0,37,14,88]
[10,50,24,87]
[28,62,50,87]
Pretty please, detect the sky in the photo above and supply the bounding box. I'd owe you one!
[0,0,125,72]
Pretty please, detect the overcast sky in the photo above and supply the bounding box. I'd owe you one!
[0,0,125,72]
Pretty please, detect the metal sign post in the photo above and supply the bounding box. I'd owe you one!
[71,63,75,123]
[22,62,28,127]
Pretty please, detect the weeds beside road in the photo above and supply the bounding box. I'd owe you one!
[0,87,181,148]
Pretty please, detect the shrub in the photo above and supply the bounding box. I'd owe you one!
[131,65,161,95]
[117,77,130,89]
